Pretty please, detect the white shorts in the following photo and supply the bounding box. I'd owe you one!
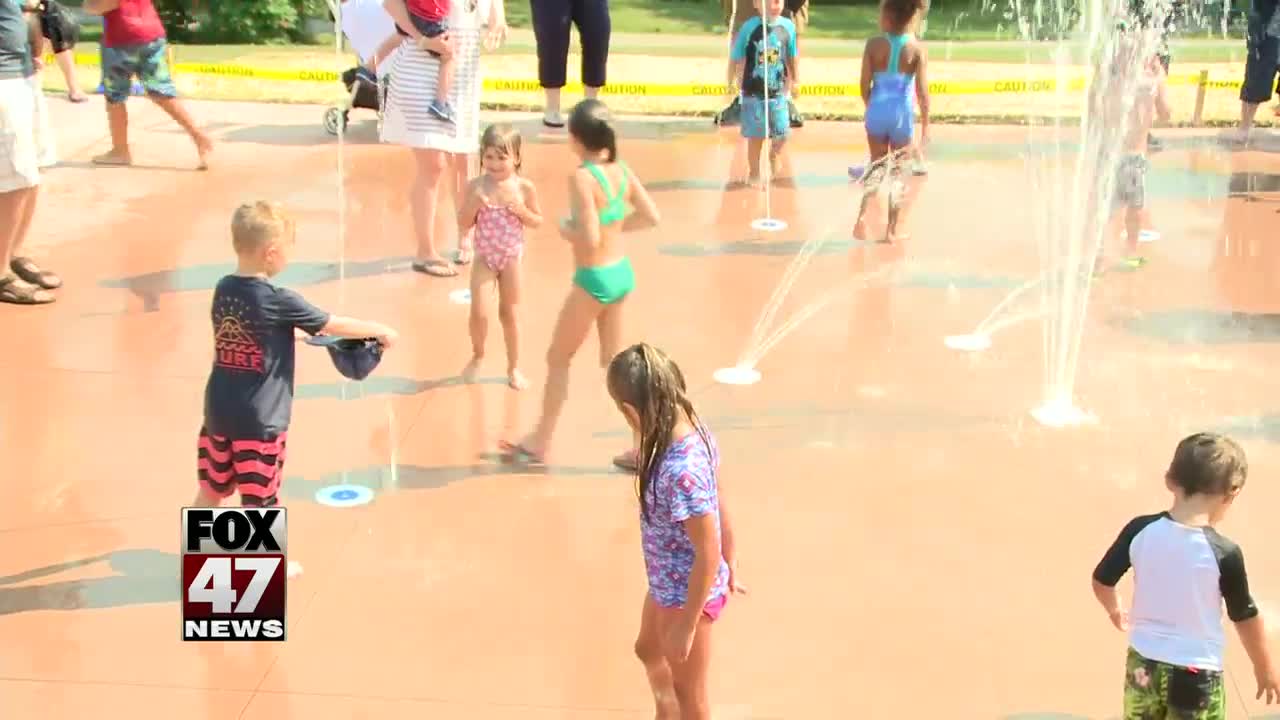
[31,75,56,168]
[0,76,41,193]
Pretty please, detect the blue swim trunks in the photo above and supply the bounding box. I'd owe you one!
[741,96,789,140]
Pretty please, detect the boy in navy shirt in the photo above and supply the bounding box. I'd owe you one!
[196,202,396,518]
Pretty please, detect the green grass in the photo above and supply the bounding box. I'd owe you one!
[65,0,1250,69]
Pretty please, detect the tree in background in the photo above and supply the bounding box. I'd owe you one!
[151,0,329,43]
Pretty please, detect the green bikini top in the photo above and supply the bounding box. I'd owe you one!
[582,160,628,226]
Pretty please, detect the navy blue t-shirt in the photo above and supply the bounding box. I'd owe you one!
[202,275,330,438]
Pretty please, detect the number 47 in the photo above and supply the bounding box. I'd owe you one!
[188,557,280,614]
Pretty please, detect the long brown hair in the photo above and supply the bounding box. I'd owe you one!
[606,343,710,520]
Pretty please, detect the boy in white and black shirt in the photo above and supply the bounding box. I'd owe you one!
[1093,432,1279,718]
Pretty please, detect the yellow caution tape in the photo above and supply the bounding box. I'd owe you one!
[48,51,1245,95]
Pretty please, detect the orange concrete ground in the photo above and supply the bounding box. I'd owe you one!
[2,97,1280,719]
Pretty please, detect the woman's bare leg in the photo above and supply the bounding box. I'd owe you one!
[411,148,449,267]
[635,595,680,720]
[54,50,86,101]
[520,286,600,456]
[543,87,563,125]
[451,153,473,262]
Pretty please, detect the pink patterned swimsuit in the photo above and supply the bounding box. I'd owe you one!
[474,203,525,274]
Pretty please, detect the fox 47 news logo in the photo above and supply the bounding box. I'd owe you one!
[181,507,287,641]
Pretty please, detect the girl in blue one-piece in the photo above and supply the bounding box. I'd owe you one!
[853,0,930,242]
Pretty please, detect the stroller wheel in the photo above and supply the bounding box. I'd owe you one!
[323,107,346,135]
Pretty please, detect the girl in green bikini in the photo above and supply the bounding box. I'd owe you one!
[502,99,660,463]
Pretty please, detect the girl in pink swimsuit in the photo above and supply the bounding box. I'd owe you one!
[458,124,544,389]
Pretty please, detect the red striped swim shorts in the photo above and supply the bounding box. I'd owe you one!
[197,428,288,507]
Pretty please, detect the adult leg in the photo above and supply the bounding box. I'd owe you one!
[531,0,572,126]
[574,0,611,96]
[1237,19,1279,140]
[138,40,213,168]
[0,79,53,305]
[409,148,457,276]
[1148,50,1171,151]
[54,50,86,102]
[94,46,137,165]
[0,189,51,304]
[451,152,473,263]
[715,0,755,125]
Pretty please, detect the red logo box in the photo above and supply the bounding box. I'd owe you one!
[181,507,287,641]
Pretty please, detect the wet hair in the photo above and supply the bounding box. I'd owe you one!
[881,0,925,31]
[606,343,711,520]
[231,201,294,255]
[480,123,523,172]
[567,99,618,162]
[1166,432,1248,498]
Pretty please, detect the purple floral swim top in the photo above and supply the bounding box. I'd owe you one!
[640,428,730,609]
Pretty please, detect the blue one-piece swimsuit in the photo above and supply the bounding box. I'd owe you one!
[864,33,916,147]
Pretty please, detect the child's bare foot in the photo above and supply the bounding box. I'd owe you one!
[194,134,213,170]
[462,354,482,382]
[852,220,868,241]
[508,368,528,390]
[92,148,133,166]
[500,436,546,464]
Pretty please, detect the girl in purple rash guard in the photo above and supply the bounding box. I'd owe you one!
[605,342,746,720]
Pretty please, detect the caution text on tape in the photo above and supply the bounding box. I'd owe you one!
[50,52,1245,95]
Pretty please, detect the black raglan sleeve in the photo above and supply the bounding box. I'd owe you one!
[1207,530,1260,623]
[1093,514,1162,587]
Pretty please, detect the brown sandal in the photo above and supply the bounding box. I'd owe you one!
[10,257,62,289]
[0,275,55,305]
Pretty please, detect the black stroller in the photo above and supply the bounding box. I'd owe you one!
[324,65,386,135]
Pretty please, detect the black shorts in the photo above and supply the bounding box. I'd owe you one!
[396,13,449,57]
[40,0,79,54]
[1241,14,1280,104]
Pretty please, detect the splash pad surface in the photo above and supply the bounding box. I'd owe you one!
[3,99,1280,719]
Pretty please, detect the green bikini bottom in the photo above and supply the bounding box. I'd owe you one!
[573,257,635,305]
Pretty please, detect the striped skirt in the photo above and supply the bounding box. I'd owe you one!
[380,28,483,155]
